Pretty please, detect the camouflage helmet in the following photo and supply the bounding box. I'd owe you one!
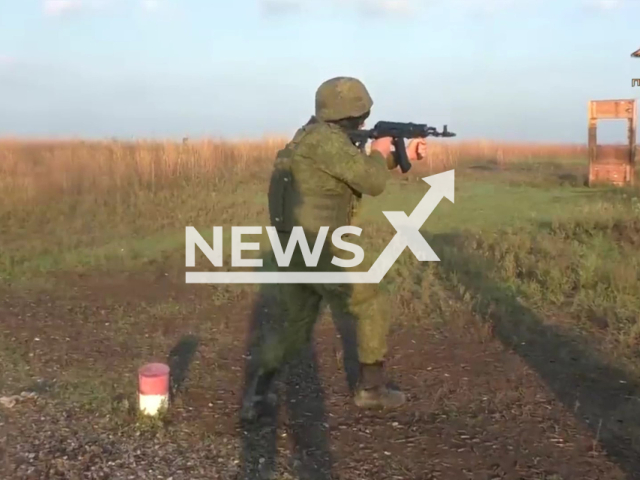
[314,77,373,122]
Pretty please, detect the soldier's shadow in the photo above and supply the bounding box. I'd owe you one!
[237,287,358,480]
[427,231,640,478]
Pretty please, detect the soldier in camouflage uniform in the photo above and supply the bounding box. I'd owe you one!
[241,76,426,421]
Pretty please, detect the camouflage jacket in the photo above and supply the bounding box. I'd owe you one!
[268,117,393,234]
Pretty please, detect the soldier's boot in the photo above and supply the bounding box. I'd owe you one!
[353,361,406,410]
[240,367,278,422]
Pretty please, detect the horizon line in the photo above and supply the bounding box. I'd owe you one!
[0,135,597,146]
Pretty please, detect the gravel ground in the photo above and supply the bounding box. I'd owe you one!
[1,278,638,480]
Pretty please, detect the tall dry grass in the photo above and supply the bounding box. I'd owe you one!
[0,138,587,208]
[0,138,282,206]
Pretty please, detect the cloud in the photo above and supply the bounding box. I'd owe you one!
[353,0,415,15]
[585,0,623,10]
[257,0,630,17]
[259,0,304,15]
[42,0,165,16]
[256,0,534,17]
[43,0,85,16]
[0,55,16,66]
[141,0,160,12]
[42,0,117,16]
[258,0,416,16]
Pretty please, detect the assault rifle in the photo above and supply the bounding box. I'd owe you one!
[348,121,456,173]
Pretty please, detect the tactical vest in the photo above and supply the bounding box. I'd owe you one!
[268,124,361,234]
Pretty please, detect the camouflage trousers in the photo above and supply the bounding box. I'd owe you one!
[256,230,391,371]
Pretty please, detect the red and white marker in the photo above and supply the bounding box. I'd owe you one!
[138,363,170,415]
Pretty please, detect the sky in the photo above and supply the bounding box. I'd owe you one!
[0,0,639,142]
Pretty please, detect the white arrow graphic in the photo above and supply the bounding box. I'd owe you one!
[186,169,455,284]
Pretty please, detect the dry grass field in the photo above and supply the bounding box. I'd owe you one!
[0,139,585,204]
[1,138,640,479]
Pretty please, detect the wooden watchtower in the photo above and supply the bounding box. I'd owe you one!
[587,99,636,186]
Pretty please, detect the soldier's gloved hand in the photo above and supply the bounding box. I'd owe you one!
[407,138,427,162]
[371,137,393,158]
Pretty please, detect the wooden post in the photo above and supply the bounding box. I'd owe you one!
[587,99,636,187]
[630,100,637,183]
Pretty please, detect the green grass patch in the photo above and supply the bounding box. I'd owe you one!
[2,157,640,391]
